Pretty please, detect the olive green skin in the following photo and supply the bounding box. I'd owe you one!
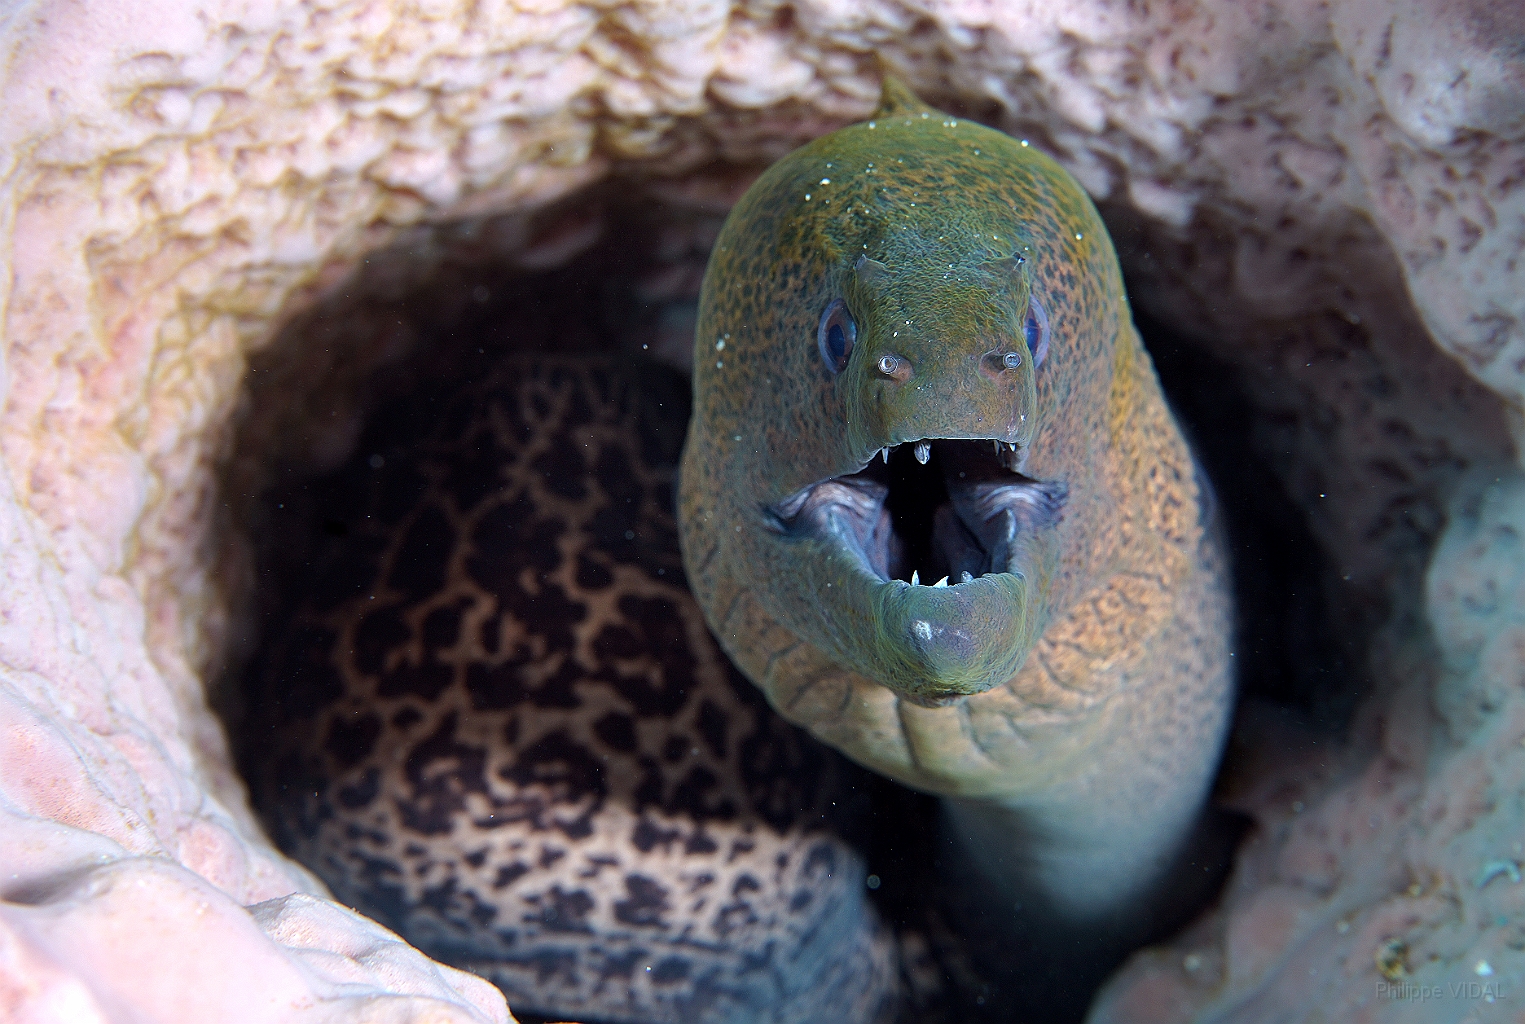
[676,74,1233,889]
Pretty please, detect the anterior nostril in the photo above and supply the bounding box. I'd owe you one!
[877,353,912,381]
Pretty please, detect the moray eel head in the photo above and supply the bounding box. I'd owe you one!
[681,80,1120,708]
[766,237,1066,704]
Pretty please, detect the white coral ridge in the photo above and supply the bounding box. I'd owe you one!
[0,0,1521,1023]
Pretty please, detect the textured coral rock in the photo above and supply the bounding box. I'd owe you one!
[0,0,1521,1022]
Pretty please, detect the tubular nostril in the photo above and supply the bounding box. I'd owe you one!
[980,349,1027,379]
[876,353,912,381]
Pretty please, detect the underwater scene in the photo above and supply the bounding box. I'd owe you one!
[1,3,1521,1023]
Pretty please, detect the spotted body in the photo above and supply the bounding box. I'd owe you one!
[246,357,899,1024]
[677,79,1234,970]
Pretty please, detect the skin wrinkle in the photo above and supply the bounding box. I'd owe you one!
[760,640,801,681]
[892,695,923,775]
[716,587,747,635]
[958,698,1002,765]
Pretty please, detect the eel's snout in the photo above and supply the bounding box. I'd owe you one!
[849,338,1038,459]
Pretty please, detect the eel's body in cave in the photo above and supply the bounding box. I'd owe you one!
[247,80,1235,1024]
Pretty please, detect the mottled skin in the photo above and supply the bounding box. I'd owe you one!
[246,358,899,1024]
[678,79,1235,989]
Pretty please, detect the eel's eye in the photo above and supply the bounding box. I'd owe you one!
[1024,295,1049,369]
[817,298,856,374]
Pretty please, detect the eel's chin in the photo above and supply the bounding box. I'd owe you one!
[765,439,1068,705]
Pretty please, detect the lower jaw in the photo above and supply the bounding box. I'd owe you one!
[774,534,1039,705]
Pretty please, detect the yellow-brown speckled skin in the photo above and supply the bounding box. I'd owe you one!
[677,82,1232,908]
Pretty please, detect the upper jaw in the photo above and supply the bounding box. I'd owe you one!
[763,436,1068,590]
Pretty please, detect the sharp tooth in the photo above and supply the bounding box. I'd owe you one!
[993,440,1001,456]
[911,570,920,586]
[881,447,890,464]
[933,576,949,588]
[960,571,973,584]
[1007,441,1018,453]
[914,441,930,465]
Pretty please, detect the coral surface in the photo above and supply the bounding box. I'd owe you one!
[0,0,1521,1021]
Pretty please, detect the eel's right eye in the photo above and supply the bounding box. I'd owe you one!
[1024,295,1050,369]
[817,298,856,374]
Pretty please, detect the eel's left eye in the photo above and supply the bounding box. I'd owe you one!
[817,298,856,374]
[1024,295,1049,369]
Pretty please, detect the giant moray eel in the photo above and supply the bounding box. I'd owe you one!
[678,79,1235,992]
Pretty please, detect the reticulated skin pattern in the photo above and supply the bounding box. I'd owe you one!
[246,356,899,1024]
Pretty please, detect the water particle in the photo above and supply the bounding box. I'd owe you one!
[804,193,811,201]
[1076,233,1084,240]
[716,360,724,368]
[715,339,725,351]
[1475,859,1522,888]
[820,178,831,185]
[1020,139,1029,146]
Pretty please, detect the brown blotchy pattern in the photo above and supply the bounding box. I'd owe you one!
[244,357,898,1024]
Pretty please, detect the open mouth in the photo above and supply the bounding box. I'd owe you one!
[765,439,1068,586]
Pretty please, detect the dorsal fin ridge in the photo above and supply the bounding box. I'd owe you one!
[874,75,933,119]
